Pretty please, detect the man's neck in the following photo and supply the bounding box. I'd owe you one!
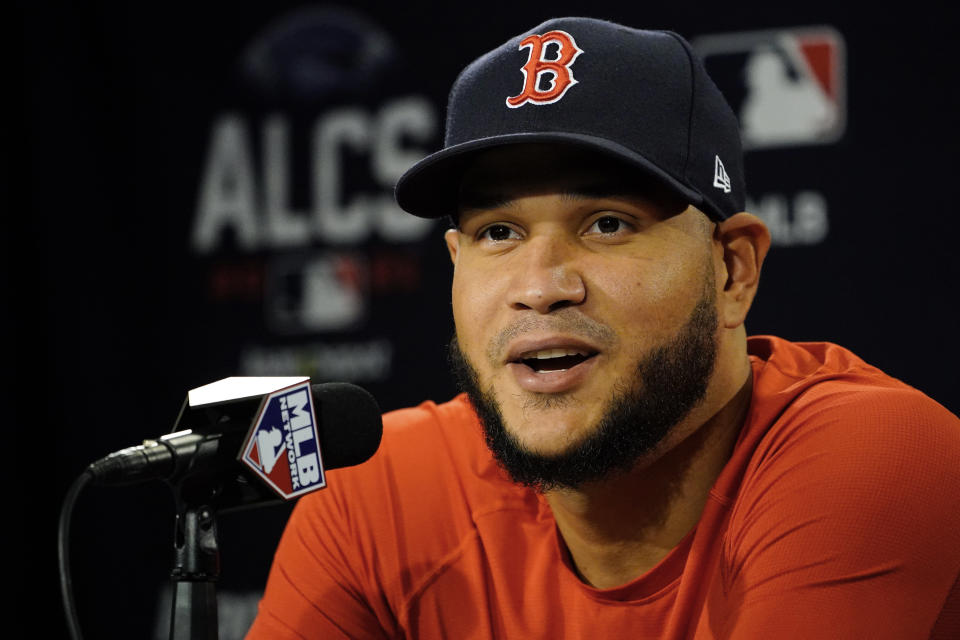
[544,370,753,589]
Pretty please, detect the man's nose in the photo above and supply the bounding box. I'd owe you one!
[507,234,586,314]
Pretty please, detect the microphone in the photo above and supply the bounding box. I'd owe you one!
[85,378,383,509]
[59,379,383,640]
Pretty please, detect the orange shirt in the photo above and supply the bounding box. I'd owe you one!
[247,336,960,639]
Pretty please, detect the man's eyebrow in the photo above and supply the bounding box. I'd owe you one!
[458,180,657,212]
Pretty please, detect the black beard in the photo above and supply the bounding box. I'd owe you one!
[447,294,718,492]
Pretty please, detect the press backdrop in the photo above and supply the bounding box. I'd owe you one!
[18,2,957,637]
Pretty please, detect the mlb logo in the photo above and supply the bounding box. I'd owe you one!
[267,252,367,333]
[693,27,846,150]
[240,380,327,499]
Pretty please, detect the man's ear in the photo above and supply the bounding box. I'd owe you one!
[716,212,770,329]
[445,228,460,265]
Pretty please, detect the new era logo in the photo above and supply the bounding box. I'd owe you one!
[713,156,731,193]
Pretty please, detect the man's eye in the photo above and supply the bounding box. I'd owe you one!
[479,224,519,242]
[588,216,630,235]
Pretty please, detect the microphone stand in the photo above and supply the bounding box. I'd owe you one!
[162,407,241,640]
[169,501,220,640]
[167,446,226,640]
[163,431,279,640]
[158,384,327,639]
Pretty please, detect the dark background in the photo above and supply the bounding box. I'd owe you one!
[16,2,957,638]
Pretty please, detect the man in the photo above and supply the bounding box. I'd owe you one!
[247,17,960,638]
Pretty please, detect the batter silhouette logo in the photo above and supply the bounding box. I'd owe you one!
[240,381,326,499]
[693,27,846,150]
[506,30,583,108]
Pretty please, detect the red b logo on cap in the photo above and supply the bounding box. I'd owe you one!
[506,30,583,108]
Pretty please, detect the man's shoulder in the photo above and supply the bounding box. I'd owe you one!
[749,334,904,387]
[286,394,535,603]
[747,334,957,426]
[754,373,960,468]
[710,337,960,638]
[729,335,960,502]
[310,393,523,521]
[736,336,960,501]
[381,393,479,441]
[378,394,499,473]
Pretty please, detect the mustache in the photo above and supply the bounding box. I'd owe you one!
[486,308,618,363]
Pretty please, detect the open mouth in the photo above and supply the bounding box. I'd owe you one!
[515,348,598,373]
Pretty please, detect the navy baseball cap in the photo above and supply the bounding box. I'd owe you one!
[394,17,745,221]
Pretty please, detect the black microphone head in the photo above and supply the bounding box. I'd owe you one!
[312,383,383,470]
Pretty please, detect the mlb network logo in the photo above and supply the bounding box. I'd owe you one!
[693,27,846,150]
[240,381,326,499]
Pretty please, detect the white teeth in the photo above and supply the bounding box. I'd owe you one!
[524,348,587,360]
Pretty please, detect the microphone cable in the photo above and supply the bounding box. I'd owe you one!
[59,471,92,640]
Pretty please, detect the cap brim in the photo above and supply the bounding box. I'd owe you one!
[394,132,706,219]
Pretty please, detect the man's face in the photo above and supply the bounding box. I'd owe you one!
[446,144,721,490]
